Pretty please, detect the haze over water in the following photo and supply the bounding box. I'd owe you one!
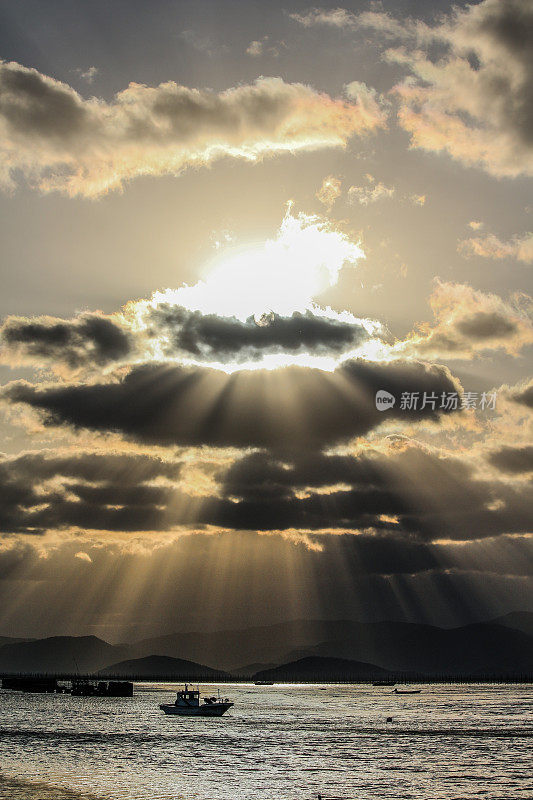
[0,684,531,800]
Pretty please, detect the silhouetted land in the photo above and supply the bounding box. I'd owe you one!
[0,613,531,682]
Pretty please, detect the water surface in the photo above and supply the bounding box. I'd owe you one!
[0,683,531,799]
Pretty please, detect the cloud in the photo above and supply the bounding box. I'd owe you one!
[289,8,410,39]
[386,0,533,177]
[0,60,387,197]
[136,207,367,324]
[394,281,533,359]
[0,207,375,372]
[0,312,132,375]
[347,173,395,205]
[1,358,461,451]
[205,442,533,541]
[316,175,342,209]
[0,304,377,373]
[488,445,533,474]
[245,37,282,58]
[510,379,533,410]
[0,451,184,534]
[145,306,372,363]
[293,2,533,178]
[77,66,98,84]
[178,30,228,57]
[1,438,531,547]
[458,232,533,264]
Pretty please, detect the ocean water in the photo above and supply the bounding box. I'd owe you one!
[0,683,531,800]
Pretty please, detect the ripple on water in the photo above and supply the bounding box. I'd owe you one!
[0,684,531,800]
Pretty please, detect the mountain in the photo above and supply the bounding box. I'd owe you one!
[124,620,330,670]
[491,611,533,638]
[232,662,278,676]
[130,618,533,675]
[253,657,392,681]
[0,637,33,648]
[0,636,127,674]
[98,655,227,679]
[281,623,533,675]
[127,619,396,670]
[1,616,531,676]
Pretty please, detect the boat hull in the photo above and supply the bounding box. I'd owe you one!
[160,702,233,716]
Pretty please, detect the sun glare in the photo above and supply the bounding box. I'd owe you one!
[151,206,365,320]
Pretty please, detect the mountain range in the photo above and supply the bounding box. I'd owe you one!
[0,612,531,678]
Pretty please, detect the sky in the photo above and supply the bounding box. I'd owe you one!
[0,0,531,641]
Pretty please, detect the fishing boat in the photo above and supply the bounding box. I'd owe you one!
[393,688,421,694]
[159,685,233,716]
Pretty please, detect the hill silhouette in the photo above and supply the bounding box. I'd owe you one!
[253,656,392,681]
[283,622,533,675]
[98,654,227,679]
[0,616,531,677]
[0,636,126,674]
[491,612,533,638]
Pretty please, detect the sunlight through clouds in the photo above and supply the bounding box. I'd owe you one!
[147,205,365,320]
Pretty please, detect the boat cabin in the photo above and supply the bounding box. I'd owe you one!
[175,685,200,707]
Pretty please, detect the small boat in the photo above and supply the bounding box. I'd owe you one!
[393,688,421,694]
[160,685,233,716]
[254,680,274,686]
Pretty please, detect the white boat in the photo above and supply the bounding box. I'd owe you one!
[159,685,233,716]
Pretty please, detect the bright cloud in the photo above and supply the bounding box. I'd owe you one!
[458,232,533,264]
[144,206,365,320]
[316,175,342,209]
[393,281,533,359]
[0,61,387,197]
[347,174,395,205]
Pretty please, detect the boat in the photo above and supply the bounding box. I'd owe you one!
[159,685,233,716]
[393,688,421,694]
[254,680,274,686]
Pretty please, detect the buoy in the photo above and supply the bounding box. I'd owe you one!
[386,716,393,722]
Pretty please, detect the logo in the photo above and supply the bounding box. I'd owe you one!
[375,390,396,411]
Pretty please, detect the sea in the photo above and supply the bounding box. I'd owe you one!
[0,683,531,800]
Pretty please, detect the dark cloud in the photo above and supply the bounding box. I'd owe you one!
[488,445,533,474]
[149,305,370,361]
[0,313,132,372]
[0,63,90,140]
[0,452,183,534]
[208,445,532,541]
[2,358,461,450]
[510,380,533,409]
[10,451,181,483]
[455,311,518,340]
[0,443,530,547]
[219,449,385,501]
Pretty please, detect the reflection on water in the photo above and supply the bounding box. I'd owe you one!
[0,684,531,800]
[0,774,100,800]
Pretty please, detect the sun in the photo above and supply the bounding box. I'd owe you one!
[150,205,365,321]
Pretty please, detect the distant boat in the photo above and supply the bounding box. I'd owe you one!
[160,685,233,716]
[373,680,395,686]
[393,688,421,694]
[254,680,274,686]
